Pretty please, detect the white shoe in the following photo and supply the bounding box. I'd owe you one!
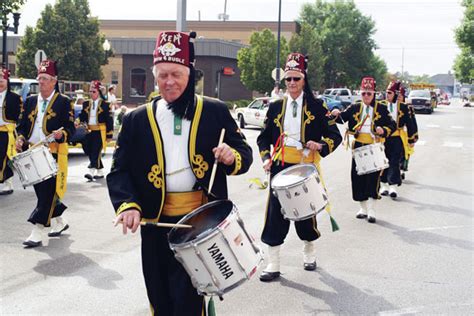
[48,217,69,237]
[85,168,95,181]
[23,224,44,247]
[260,245,281,281]
[94,168,104,179]
[389,185,398,198]
[367,198,377,223]
[356,201,368,219]
[379,182,389,196]
[0,178,14,195]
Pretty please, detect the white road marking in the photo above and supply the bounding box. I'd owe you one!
[379,303,473,315]
[426,124,440,128]
[69,248,123,255]
[450,125,465,129]
[416,140,426,146]
[407,225,472,232]
[442,141,463,148]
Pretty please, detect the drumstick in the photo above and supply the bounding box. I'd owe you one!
[140,221,193,229]
[208,128,226,196]
[29,127,65,150]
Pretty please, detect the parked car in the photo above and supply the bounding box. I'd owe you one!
[322,88,359,108]
[235,97,275,129]
[9,78,39,100]
[318,95,343,110]
[407,90,435,114]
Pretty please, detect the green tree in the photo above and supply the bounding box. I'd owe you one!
[16,0,108,81]
[0,0,25,18]
[454,0,473,83]
[237,29,289,94]
[298,0,386,89]
[289,23,325,92]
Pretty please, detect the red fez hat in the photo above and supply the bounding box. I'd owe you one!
[38,60,57,78]
[153,31,196,67]
[360,77,376,91]
[90,80,102,91]
[386,80,401,93]
[284,53,306,75]
[0,67,10,80]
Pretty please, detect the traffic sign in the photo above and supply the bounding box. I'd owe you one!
[34,50,47,68]
[272,68,284,81]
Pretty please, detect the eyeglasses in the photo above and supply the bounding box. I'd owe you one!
[285,77,302,82]
[386,91,394,95]
[361,92,373,97]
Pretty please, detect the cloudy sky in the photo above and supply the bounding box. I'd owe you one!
[13,0,463,76]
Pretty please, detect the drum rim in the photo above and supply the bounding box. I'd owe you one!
[271,163,318,189]
[168,199,235,247]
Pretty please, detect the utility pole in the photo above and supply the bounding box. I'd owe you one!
[177,0,187,32]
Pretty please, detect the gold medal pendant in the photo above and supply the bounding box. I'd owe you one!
[174,115,182,135]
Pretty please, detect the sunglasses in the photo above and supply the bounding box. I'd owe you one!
[362,92,373,97]
[285,77,302,82]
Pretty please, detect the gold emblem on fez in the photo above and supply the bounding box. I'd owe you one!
[286,59,299,68]
[158,42,181,57]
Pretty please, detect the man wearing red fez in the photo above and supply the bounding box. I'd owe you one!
[398,85,418,179]
[331,77,396,223]
[78,80,113,181]
[379,81,417,198]
[107,31,253,315]
[257,52,342,281]
[16,59,75,248]
[0,66,22,195]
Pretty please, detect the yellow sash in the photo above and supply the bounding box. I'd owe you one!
[162,190,208,217]
[88,124,107,153]
[276,146,321,165]
[48,142,68,199]
[399,129,414,159]
[0,124,17,158]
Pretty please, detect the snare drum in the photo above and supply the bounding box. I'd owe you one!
[12,145,58,187]
[168,200,262,298]
[271,163,328,221]
[352,143,389,175]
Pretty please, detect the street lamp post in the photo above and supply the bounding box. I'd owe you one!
[102,39,111,64]
[2,12,20,68]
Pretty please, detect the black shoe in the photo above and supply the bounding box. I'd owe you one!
[304,261,317,271]
[390,191,397,198]
[23,240,42,248]
[356,213,367,219]
[0,189,13,195]
[93,175,104,179]
[48,224,69,237]
[380,190,388,196]
[259,271,280,282]
[368,216,376,223]
[84,174,93,181]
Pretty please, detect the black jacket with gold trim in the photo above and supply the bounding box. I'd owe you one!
[388,101,418,143]
[407,104,419,142]
[336,100,396,138]
[107,95,253,221]
[79,99,114,138]
[1,91,22,124]
[257,94,342,162]
[16,92,75,144]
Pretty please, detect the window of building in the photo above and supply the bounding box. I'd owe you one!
[130,68,146,97]
[112,71,119,85]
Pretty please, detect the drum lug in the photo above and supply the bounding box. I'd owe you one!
[292,208,299,217]
[310,203,316,211]
[285,190,291,199]
[323,194,328,201]
[294,191,300,197]
[315,176,321,184]
[302,184,308,193]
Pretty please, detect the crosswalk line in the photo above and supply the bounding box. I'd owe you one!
[426,124,440,128]
[450,125,465,129]
[416,140,426,146]
[442,141,463,148]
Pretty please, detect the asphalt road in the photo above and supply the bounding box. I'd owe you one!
[1,99,472,315]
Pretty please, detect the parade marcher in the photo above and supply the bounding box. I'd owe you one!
[107,31,253,315]
[379,81,417,198]
[0,67,22,195]
[15,60,75,247]
[78,80,113,181]
[398,85,418,180]
[107,84,118,110]
[331,77,396,223]
[257,53,342,281]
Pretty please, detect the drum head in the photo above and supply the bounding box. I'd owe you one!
[168,200,233,245]
[272,163,316,188]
